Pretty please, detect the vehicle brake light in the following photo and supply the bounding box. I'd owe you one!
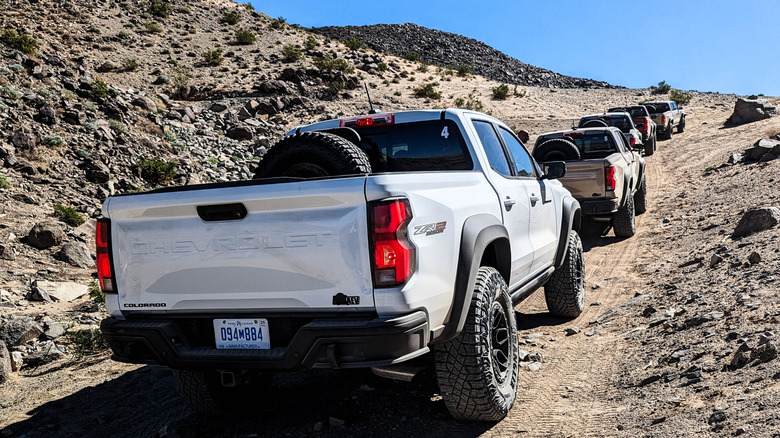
[605,166,616,191]
[565,130,585,136]
[370,199,415,287]
[340,113,394,128]
[96,218,116,294]
[630,137,636,147]
[661,115,667,125]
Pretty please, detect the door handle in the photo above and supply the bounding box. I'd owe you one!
[530,194,540,206]
[504,197,516,211]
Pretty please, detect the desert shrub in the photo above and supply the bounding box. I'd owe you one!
[404,51,419,61]
[172,65,190,94]
[148,0,172,18]
[109,120,127,133]
[43,135,64,146]
[0,174,11,189]
[91,79,110,100]
[281,44,302,62]
[670,89,692,105]
[492,83,510,100]
[53,203,86,226]
[1,28,38,55]
[122,58,140,71]
[513,85,526,97]
[143,20,163,33]
[651,80,671,94]
[417,62,429,73]
[202,48,224,65]
[341,38,363,50]
[313,55,353,73]
[453,91,484,111]
[66,328,108,358]
[270,17,287,29]
[328,79,349,95]
[36,87,53,98]
[88,280,105,304]
[377,62,388,72]
[413,82,441,100]
[222,11,240,25]
[456,64,475,77]
[139,157,177,185]
[1,86,21,100]
[235,29,256,44]
[243,3,255,11]
[303,35,318,50]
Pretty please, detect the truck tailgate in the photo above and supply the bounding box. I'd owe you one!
[105,177,374,312]
[558,160,607,199]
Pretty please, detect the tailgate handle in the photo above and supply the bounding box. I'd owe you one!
[197,203,248,221]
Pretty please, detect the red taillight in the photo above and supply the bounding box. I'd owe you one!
[340,113,394,128]
[605,166,616,191]
[96,219,115,293]
[370,199,415,287]
[661,115,667,125]
[630,137,636,147]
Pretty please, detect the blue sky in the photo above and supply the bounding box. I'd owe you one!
[252,0,777,96]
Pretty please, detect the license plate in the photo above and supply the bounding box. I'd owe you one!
[213,318,270,350]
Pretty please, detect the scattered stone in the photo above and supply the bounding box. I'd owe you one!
[0,317,44,347]
[36,106,57,125]
[27,221,65,249]
[133,96,158,113]
[523,362,542,371]
[10,351,23,372]
[726,153,743,165]
[708,409,727,424]
[31,281,88,302]
[11,128,37,151]
[43,322,67,340]
[62,109,86,125]
[0,341,11,384]
[745,138,780,161]
[153,75,170,85]
[0,243,15,261]
[747,251,761,265]
[728,97,776,125]
[709,254,723,268]
[24,340,65,366]
[226,124,253,141]
[209,102,228,112]
[564,326,581,336]
[56,241,93,268]
[732,207,780,238]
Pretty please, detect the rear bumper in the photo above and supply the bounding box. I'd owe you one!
[100,311,430,370]
[579,198,619,216]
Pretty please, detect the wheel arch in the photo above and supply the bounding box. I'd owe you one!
[553,196,581,269]
[432,214,510,343]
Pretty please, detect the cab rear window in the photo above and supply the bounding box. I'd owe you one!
[356,120,473,172]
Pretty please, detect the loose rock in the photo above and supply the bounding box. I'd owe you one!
[27,221,65,249]
[732,207,780,238]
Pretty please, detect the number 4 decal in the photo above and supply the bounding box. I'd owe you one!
[441,126,449,139]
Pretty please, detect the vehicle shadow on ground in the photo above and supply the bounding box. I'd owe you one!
[3,364,495,438]
[580,231,627,252]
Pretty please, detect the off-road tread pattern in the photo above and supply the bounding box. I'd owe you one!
[634,175,647,215]
[644,136,655,156]
[581,119,608,128]
[173,369,225,417]
[253,131,371,178]
[433,267,519,421]
[612,190,636,237]
[533,138,581,162]
[173,370,270,417]
[544,230,585,317]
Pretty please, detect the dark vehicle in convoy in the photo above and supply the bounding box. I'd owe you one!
[576,113,644,155]
[641,100,685,140]
[607,106,657,155]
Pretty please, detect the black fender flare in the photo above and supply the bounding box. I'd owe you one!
[432,214,510,343]
[553,196,581,269]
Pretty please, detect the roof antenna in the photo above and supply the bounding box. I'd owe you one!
[365,82,381,114]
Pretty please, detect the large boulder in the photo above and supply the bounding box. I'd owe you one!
[0,341,11,384]
[27,221,65,249]
[733,207,780,238]
[728,97,776,125]
[745,138,780,161]
[0,316,44,347]
[56,241,93,268]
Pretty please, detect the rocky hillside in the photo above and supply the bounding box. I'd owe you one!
[311,23,613,89]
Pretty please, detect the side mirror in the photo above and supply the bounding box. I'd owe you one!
[542,161,566,180]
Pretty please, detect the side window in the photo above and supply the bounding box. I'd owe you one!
[499,127,536,177]
[613,131,627,153]
[670,102,677,110]
[473,120,512,177]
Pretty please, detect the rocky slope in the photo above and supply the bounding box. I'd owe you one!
[311,23,614,89]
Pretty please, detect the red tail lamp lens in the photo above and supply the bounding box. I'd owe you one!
[370,199,415,286]
[96,219,115,293]
[605,166,616,191]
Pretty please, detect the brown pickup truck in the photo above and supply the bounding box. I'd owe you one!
[532,126,646,237]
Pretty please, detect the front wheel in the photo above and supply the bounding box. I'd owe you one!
[644,135,655,156]
[677,117,685,133]
[544,230,586,317]
[434,266,519,421]
[634,175,647,215]
[663,124,673,140]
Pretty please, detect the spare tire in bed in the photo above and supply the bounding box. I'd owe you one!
[253,131,372,178]
[533,138,581,162]
[581,119,608,128]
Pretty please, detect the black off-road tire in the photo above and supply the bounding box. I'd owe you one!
[634,175,647,215]
[254,131,371,178]
[612,191,636,237]
[173,369,272,417]
[662,123,673,140]
[677,116,685,133]
[544,230,585,317]
[434,266,519,421]
[582,119,608,128]
[644,135,655,156]
[533,138,581,162]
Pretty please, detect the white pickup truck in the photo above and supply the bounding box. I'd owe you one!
[97,109,585,421]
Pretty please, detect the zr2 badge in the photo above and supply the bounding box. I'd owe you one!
[414,221,447,236]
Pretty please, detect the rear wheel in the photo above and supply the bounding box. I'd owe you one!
[644,136,655,156]
[544,230,585,317]
[434,266,519,421]
[612,192,636,237]
[662,123,673,140]
[254,131,371,178]
[677,116,685,133]
[173,369,272,417]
